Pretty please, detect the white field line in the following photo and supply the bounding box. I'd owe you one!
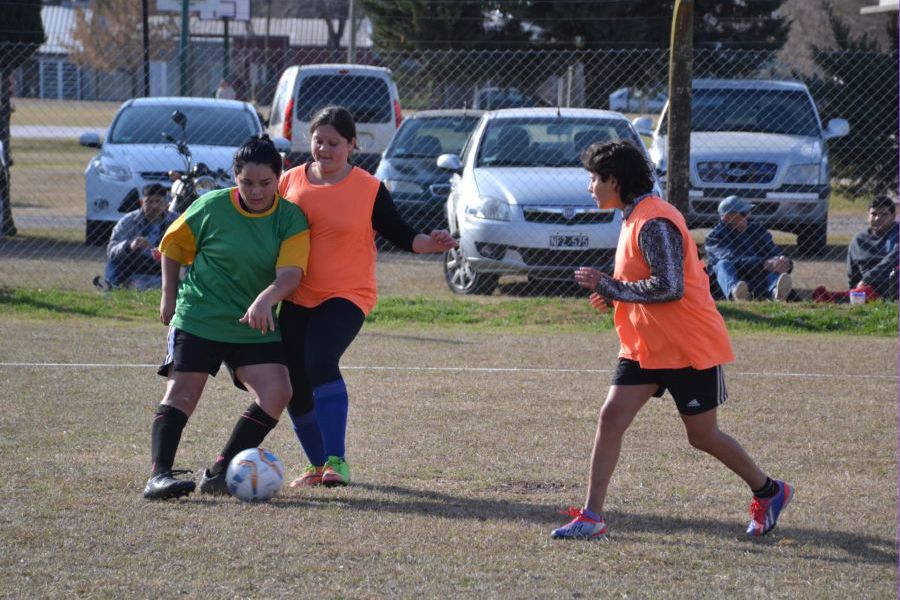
[0,362,896,380]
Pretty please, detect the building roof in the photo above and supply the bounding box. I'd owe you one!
[38,5,372,55]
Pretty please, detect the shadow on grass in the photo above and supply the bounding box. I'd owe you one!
[0,287,138,320]
[0,234,104,261]
[264,481,896,565]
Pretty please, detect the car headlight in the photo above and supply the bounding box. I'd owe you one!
[783,163,820,185]
[465,196,511,221]
[95,158,133,181]
[193,175,218,196]
[383,179,425,195]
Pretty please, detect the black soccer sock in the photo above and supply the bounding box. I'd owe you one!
[210,403,279,475]
[752,477,778,498]
[150,405,189,476]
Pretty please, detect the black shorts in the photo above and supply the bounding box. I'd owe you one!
[157,328,287,390]
[612,358,728,416]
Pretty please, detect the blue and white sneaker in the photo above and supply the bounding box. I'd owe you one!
[746,480,794,537]
[551,507,608,540]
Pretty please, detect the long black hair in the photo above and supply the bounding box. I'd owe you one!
[233,134,283,177]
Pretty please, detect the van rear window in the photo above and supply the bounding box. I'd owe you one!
[296,75,392,123]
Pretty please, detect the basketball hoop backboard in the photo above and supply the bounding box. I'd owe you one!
[199,0,250,21]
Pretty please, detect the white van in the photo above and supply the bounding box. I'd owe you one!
[268,64,402,173]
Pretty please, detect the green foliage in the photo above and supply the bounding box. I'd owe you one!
[0,0,45,72]
[809,1,899,197]
[505,0,789,50]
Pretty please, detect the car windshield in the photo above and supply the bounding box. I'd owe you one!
[108,105,259,146]
[476,118,643,168]
[659,88,820,136]
[387,116,482,159]
[295,75,391,123]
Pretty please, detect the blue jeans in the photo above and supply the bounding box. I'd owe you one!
[713,260,778,300]
[104,255,162,289]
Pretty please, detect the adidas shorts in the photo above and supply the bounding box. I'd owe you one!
[157,328,287,391]
[611,358,728,416]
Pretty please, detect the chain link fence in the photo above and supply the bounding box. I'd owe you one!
[1,42,897,299]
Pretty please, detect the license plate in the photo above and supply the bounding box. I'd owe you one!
[549,233,589,248]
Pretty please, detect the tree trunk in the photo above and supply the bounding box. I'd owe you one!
[0,69,15,236]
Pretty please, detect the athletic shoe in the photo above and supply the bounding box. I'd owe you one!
[746,480,794,537]
[143,469,195,500]
[731,281,750,301]
[198,468,230,496]
[551,507,608,540]
[773,273,792,302]
[290,464,324,488]
[321,456,350,487]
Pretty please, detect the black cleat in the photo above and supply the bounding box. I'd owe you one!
[143,469,195,500]
[198,468,230,496]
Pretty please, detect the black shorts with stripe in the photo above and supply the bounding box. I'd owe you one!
[157,328,287,391]
[612,358,728,416]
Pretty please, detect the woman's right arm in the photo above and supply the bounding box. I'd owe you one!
[160,255,181,325]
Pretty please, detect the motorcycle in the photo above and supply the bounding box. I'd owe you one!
[163,110,232,214]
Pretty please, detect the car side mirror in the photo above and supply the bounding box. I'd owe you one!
[171,110,187,130]
[823,118,849,140]
[632,116,654,137]
[79,132,102,148]
[436,153,461,172]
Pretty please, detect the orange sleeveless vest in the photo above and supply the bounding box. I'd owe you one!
[612,196,734,370]
[278,165,381,315]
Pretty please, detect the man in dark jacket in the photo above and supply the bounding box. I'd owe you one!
[98,184,176,290]
[705,196,793,301]
[847,196,898,300]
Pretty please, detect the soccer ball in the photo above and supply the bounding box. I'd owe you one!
[226,447,284,502]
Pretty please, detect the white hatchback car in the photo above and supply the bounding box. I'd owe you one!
[80,97,266,245]
[438,108,656,295]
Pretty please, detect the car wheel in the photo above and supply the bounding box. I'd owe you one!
[796,221,827,257]
[443,247,499,295]
[85,219,113,246]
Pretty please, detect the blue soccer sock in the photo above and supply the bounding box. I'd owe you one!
[289,408,326,467]
[313,378,349,459]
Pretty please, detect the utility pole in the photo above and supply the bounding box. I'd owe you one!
[179,0,190,96]
[347,0,356,64]
[666,0,693,213]
[223,16,230,80]
[142,0,150,96]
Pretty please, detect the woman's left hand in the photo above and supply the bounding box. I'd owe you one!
[239,300,275,334]
[429,229,458,250]
[413,230,458,253]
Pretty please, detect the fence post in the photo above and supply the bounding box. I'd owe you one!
[179,0,189,96]
[666,0,693,213]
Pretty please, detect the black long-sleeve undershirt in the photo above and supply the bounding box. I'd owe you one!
[371,182,418,252]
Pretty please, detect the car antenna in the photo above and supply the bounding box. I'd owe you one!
[556,105,561,118]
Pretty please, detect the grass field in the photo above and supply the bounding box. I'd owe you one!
[0,307,896,598]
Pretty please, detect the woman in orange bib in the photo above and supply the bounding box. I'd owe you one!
[551,141,792,540]
[277,106,457,488]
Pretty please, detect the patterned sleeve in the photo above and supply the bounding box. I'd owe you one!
[595,218,685,303]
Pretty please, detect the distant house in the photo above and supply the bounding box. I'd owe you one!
[13,5,374,103]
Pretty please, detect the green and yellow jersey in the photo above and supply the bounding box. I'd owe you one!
[160,187,310,343]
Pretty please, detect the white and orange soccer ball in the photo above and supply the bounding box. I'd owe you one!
[226,447,284,502]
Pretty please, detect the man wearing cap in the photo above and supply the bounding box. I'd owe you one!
[704,195,793,301]
[846,195,898,300]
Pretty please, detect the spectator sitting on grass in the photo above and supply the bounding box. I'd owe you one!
[97,184,176,290]
[846,195,898,301]
[704,195,793,302]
